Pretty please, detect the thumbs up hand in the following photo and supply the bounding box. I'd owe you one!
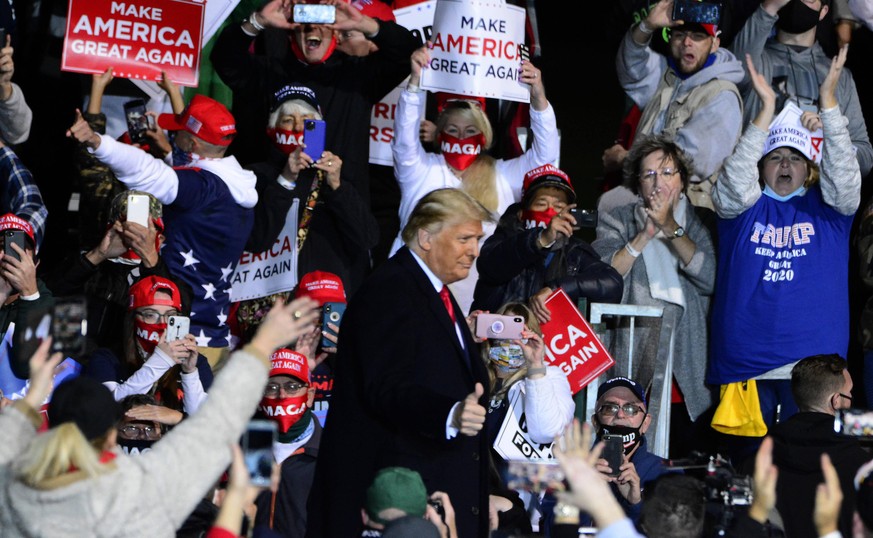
[452,383,486,436]
[67,108,102,149]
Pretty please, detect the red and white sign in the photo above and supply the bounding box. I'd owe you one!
[540,289,615,395]
[62,0,205,87]
[421,0,529,102]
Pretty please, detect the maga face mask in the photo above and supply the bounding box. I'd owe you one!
[134,320,166,356]
[266,127,303,155]
[259,394,309,434]
[521,207,559,229]
[488,343,525,374]
[776,0,822,34]
[439,133,485,171]
[118,438,156,456]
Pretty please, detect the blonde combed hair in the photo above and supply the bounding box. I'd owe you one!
[16,423,110,488]
[401,188,495,248]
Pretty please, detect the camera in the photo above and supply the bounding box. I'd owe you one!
[568,208,597,230]
[475,314,525,340]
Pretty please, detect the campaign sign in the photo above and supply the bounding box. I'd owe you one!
[493,387,555,461]
[422,0,528,102]
[540,289,615,395]
[62,0,205,87]
[368,1,436,166]
[229,201,300,302]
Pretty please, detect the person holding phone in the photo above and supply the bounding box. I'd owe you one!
[0,213,54,380]
[477,301,574,536]
[473,164,623,324]
[581,377,676,529]
[390,44,558,316]
[242,84,377,297]
[0,293,320,537]
[82,275,212,416]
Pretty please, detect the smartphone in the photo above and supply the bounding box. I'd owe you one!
[835,409,873,437]
[672,0,722,25]
[3,229,26,262]
[0,28,7,49]
[505,459,565,493]
[124,99,149,145]
[303,119,327,162]
[569,208,598,230]
[517,43,530,64]
[126,194,150,227]
[166,315,190,342]
[601,434,625,477]
[241,419,277,487]
[293,4,336,24]
[51,297,88,357]
[321,302,345,349]
[476,313,525,340]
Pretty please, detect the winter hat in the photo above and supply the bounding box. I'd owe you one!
[366,467,428,525]
[270,84,322,114]
[129,275,182,311]
[158,94,236,146]
[295,271,346,306]
[597,376,647,407]
[763,101,823,164]
[48,376,122,440]
[269,348,310,383]
[522,164,576,207]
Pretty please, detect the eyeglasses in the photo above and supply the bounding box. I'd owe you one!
[119,424,161,439]
[764,152,806,165]
[135,309,179,324]
[597,402,645,418]
[839,393,853,403]
[670,30,711,42]
[264,381,308,397]
[639,168,679,184]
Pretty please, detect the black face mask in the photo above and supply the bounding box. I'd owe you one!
[598,423,644,456]
[776,0,822,34]
[118,438,156,456]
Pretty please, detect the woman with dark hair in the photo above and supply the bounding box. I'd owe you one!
[592,134,717,437]
[82,275,212,415]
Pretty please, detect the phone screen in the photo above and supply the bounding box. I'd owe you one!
[124,99,149,145]
[51,297,88,357]
[242,420,277,487]
[672,0,721,25]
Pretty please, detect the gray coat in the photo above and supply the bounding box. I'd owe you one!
[592,200,717,423]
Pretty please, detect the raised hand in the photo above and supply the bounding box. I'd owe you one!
[67,109,102,149]
[820,45,848,110]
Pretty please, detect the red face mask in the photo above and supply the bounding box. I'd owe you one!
[439,133,485,171]
[259,395,309,433]
[521,207,559,229]
[266,127,303,155]
[134,320,166,355]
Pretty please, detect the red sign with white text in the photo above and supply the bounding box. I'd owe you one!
[62,0,204,87]
[540,289,615,395]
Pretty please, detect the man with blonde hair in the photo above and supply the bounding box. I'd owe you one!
[308,188,494,538]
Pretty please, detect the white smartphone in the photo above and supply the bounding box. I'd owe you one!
[166,315,190,341]
[126,194,150,227]
[241,419,277,487]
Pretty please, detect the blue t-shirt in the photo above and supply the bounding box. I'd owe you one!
[708,186,854,384]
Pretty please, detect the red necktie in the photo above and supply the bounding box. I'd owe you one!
[440,285,456,324]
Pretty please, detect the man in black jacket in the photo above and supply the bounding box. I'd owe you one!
[769,353,872,538]
[473,164,623,322]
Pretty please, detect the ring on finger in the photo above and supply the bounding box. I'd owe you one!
[293,310,303,320]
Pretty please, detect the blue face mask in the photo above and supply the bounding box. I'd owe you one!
[488,342,525,374]
[763,185,807,201]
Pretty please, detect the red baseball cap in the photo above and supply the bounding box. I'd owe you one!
[0,213,35,247]
[522,164,576,206]
[351,0,396,22]
[128,276,182,311]
[269,348,310,382]
[295,271,346,305]
[158,95,237,147]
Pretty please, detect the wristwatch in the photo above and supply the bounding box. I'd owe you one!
[672,226,686,239]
